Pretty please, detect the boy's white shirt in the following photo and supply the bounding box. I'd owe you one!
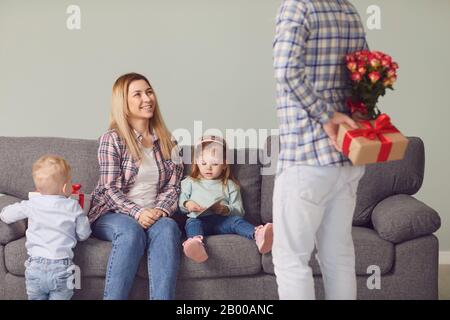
[28,191,91,215]
[0,195,91,260]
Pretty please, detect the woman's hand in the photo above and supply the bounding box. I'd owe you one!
[184,201,205,213]
[211,203,230,216]
[138,208,164,229]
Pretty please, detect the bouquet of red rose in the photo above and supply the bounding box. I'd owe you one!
[336,50,409,166]
[346,50,399,120]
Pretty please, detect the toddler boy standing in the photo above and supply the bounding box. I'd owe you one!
[0,155,91,300]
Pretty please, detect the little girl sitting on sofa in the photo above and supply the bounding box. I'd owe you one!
[179,135,273,263]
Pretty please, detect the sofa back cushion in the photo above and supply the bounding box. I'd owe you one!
[260,136,425,226]
[232,150,262,226]
[0,137,99,199]
[354,137,424,225]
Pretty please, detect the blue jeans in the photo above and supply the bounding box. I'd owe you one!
[24,257,74,300]
[92,212,181,300]
[185,215,255,239]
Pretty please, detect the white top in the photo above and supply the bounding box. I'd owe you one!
[127,147,160,208]
[0,195,91,259]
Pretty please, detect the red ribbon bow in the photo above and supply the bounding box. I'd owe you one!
[347,99,368,115]
[342,114,399,162]
[71,184,85,209]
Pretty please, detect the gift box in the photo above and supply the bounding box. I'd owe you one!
[71,184,91,215]
[336,114,409,165]
[28,183,91,215]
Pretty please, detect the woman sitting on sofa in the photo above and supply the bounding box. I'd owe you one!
[88,72,184,300]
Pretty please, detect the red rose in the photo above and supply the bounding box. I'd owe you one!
[368,71,381,83]
[373,51,383,59]
[383,54,392,62]
[351,72,362,82]
[358,66,367,75]
[387,69,396,78]
[370,58,381,68]
[381,59,391,67]
[356,51,369,61]
[347,62,357,72]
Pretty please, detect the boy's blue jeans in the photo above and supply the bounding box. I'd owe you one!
[24,257,74,300]
[185,214,256,239]
[92,212,181,300]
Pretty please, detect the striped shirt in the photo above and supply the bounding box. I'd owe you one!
[88,129,183,223]
[273,0,368,173]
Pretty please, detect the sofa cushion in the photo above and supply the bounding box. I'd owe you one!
[260,136,277,224]
[232,150,262,226]
[262,227,394,276]
[261,175,274,224]
[5,234,262,279]
[0,194,21,211]
[261,136,425,226]
[353,137,424,225]
[4,237,111,277]
[177,234,261,279]
[0,195,27,245]
[372,195,441,244]
[0,137,99,199]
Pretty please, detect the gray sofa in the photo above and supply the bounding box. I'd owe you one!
[0,136,441,300]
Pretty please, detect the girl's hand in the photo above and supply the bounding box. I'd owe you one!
[138,208,163,229]
[184,201,205,213]
[211,203,230,216]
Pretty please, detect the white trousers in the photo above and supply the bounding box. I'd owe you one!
[272,164,365,300]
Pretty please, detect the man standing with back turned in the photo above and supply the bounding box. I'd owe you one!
[272,0,368,300]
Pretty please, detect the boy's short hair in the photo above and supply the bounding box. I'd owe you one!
[32,155,71,194]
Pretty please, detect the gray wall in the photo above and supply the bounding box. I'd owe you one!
[0,1,449,250]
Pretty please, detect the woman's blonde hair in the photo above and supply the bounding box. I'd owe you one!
[190,140,239,187]
[109,72,175,161]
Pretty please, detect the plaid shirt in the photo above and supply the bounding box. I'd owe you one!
[273,0,368,173]
[88,129,183,223]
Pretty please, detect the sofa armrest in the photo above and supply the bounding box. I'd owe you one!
[371,194,441,244]
[0,220,27,245]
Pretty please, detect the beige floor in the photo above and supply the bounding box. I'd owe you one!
[439,265,450,300]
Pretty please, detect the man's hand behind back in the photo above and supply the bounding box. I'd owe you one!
[323,112,359,152]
